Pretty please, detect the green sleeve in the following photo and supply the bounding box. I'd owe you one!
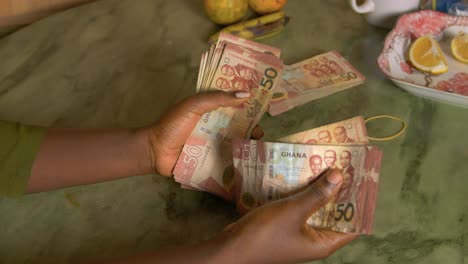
[0,121,46,197]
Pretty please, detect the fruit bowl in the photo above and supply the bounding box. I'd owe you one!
[377,10,468,107]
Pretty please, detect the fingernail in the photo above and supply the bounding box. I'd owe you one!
[326,169,342,185]
[235,92,251,99]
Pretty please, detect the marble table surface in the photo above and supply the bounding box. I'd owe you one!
[0,0,467,263]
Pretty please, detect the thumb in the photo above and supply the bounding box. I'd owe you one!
[291,169,343,223]
[179,91,250,116]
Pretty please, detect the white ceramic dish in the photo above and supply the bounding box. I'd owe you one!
[378,10,468,107]
[390,77,468,107]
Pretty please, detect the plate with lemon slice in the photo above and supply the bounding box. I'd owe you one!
[378,10,468,107]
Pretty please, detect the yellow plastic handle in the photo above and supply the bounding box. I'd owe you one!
[365,115,406,141]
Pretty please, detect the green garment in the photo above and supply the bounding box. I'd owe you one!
[0,121,46,197]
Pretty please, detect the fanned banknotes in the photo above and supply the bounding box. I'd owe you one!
[172,34,378,234]
[232,139,382,234]
[232,116,381,234]
[268,51,365,116]
[173,33,284,200]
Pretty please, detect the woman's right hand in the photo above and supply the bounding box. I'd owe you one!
[219,169,358,264]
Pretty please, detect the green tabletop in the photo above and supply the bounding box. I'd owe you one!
[0,0,467,263]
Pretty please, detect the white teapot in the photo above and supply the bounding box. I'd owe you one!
[349,0,420,28]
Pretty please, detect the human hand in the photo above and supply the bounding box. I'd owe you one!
[218,169,358,264]
[142,91,264,176]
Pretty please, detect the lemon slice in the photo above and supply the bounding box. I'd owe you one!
[409,35,448,74]
[451,32,468,64]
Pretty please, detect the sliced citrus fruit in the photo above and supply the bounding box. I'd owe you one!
[409,35,448,74]
[451,32,468,64]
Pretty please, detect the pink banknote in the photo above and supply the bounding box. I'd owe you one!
[268,51,365,116]
[278,116,368,145]
[174,34,283,199]
[232,139,382,234]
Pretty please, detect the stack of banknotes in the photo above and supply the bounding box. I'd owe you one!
[268,52,366,116]
[233,116,382,234]
[173,33,284,200]
[173,34,380,234]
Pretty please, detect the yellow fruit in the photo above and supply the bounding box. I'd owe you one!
[208,11,288,44]
[409,35,448,74]
[204,0,248,25]
[248,0,287,14]
[451,32,468,64]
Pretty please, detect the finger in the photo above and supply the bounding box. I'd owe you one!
[250,125,264,140]
[291,169,343,222]
[311,230,359,256]
[223,222,237,233]
[180,91,250,116]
